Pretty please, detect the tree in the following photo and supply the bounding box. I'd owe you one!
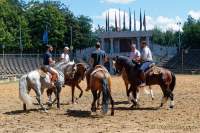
[182,15,200,48]
[26,2,66,51]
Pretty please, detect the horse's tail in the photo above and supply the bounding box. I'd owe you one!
[169,72,176,92]
[102,78,110,113]
[19,75,32,106]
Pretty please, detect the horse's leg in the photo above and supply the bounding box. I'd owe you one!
[91,90,98,113]
[149,86,154,100]
[97,90,102,109]
[23,88,31,111]
[108,90,114,116]
[71,85,75,104]
[76,84,83,99]
[35,87,47,112]
[47,88,53,105]
[129,86,138,107]
[169,91,174,108]
[160,85,169,108]
[56,86,62,109]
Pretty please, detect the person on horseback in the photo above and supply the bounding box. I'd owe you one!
[60,46,70,63]
[43,45,58,85]
[138,41,154,87]
[85,42,106,91]
[129,43,141,63]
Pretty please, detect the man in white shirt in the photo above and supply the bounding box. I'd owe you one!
[138,41,154,87]
[60,46,70,63]
[129,43,141,63]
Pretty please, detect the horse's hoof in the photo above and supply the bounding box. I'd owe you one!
[42,109,48,113]
[169,105,174,109]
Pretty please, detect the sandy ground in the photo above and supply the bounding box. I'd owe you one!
[0,75,200,133]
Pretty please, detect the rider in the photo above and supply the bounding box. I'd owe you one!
[60,46,70,63]
[138,41,154,87]
[43,45,58,85]
[85,42,106,91]
[129,43,141,63]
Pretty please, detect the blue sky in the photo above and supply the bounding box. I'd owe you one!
[25,0,200,31]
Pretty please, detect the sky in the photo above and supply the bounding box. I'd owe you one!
[25,0,200,31]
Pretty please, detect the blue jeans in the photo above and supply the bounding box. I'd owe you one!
[139,61,154,72]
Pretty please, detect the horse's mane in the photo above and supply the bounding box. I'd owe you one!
[117,56,135,67]
[54,60,75,71]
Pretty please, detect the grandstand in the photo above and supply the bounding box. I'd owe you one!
[0,54,43,80]
[159,49,200,74]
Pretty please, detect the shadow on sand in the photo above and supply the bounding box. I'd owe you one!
[3,108,41,115]
[114,100,130,105]
[64,109,91,118]
[114,106,160,111]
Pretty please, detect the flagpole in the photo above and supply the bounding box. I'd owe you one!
[140,8,142,31]
[119,8,121,31]
[129,8,132,31]
[134,10,136,31]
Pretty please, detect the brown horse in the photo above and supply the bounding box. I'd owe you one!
[121,68,154,101]
[113,56,176,109]
[47,63,87,104]
[89,65,114,116]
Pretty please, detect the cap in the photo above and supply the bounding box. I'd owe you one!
[64,46,69,50]
[131,44,136,48]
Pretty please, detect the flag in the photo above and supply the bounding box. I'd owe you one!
[143,11,146,31]
[140,8,142,31]
[134,10,136,31]
[123,10,125,31]
[115,11,118,31]
[129,8,132,31]
[119,8,121,31]
[43,26,48,45]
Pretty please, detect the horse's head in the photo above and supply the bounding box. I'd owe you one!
[64,61,77,79]
[112,56,124,75]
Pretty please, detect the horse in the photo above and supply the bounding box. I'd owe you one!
[47,63,87,104]
[89,65,114,116]
[113,56,176,109]
[40,61,77,109]
[19,69,53,112]
[121,68,154,101]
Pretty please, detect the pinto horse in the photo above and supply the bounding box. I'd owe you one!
[113,56,176,109]
[121,68,154,101]
[19,69,53,112]
[47,63,87,104]
[89,65,114,116]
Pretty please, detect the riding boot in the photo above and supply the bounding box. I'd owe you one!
[139,71,146,87]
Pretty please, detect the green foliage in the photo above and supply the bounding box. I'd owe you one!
[152,28,177,46]
[0,0,96,53]
[182,15,200,48]
[152,15,200,49]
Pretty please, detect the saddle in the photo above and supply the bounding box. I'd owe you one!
[90,65,109,76]
[38,69,47,78]
[145,66,162,76]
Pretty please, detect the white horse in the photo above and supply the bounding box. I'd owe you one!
[19,69,52,112]
[19,61,77,112]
